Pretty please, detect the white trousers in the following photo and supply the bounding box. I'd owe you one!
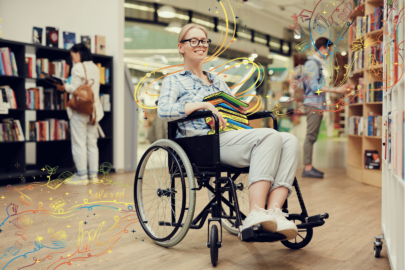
[219,128,299,198]
[70,111,99,176]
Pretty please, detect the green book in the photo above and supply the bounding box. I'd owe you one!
[203,91,248,108]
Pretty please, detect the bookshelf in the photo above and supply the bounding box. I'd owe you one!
[345,0,384,188]
[381,0,405,268]
[0,39,113,183]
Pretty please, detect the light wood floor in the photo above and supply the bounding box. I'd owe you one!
[0,167,390,270]
[0,139,390,270]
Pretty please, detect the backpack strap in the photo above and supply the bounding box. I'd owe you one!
[304,59,324,95]
[81,63,88,84]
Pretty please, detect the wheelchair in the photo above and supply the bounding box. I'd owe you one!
[134,110,329,267]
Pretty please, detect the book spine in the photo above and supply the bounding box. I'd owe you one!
[11,52,18,76]
[0,54,5,75]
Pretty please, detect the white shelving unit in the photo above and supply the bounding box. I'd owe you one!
[381,0,405,268]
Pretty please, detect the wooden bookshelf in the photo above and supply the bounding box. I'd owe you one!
[0,39,113,183]
[345,0,383,188]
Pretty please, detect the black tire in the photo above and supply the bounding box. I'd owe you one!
[281,214,313,250]
[134,139,196,248]
[210,225,219,267]
[374,245,382,258]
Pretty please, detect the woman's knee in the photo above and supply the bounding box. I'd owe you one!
[280,132,299,147]
[260,128,282,144]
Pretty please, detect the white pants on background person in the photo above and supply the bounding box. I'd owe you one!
[70,110,99,178]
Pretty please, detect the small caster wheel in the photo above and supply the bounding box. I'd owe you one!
[374,245,382,258]
[210,224,219,267]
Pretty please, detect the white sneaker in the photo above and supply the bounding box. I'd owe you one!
[64,174,89,185]
[242,205,277,232]
[268,203,298,240]
[89,174,102,184]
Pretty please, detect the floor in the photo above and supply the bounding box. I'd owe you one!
[0,138,390,270]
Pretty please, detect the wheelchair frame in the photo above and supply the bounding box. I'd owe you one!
[135,110,329,267]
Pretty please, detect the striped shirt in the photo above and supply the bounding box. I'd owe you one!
[157,70,234,138]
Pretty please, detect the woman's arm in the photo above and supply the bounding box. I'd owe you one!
[64,64,84,94]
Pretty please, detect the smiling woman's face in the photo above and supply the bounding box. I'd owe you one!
[178,28,208,62]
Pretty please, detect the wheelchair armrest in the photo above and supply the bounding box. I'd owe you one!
[168,111,220,134]
[247,111,278,130]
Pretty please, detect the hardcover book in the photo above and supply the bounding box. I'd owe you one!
[63,31,76,50]
[81,35,91,50]
[45,27,59,47]
[32,27,43,44]
[95,35,106,55]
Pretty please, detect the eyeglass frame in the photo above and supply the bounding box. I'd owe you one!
[179,38,212,47]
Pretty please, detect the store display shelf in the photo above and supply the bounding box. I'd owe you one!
[364,135,382,139]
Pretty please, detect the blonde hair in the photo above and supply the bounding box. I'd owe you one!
[178,23,208,59]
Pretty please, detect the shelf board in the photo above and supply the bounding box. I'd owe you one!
[30,136,112,143]
[364,135,382,139]
[353,68,365,75]
[349,103,363,106]
[0,75,25,80]
[365,101,382,105]
[348,134,363,138]
[367,64,383,71]
[0,140,25,144]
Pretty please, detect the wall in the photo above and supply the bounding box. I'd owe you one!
[0,0,125,172]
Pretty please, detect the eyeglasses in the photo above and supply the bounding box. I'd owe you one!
[180,38,211,47]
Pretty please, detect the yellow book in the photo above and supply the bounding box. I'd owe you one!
[101,67,106,84]
[219,112,249,125]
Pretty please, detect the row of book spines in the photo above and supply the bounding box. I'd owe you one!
[26,88,68,110]
[0,87,17,109]
[99,94,111,112]
[34,58,70,79]
[0,48,18,76]
[367,116,382,136]
[364,90,383,102]
[27,119,69,142]
[206,111,249,125]
[96,63,110,84]
[348,116,363,135]
[365,44,384,65]
[0,120,25,142]
[353,8,384,39]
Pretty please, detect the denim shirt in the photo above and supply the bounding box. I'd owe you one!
[302,55,327,110]
[157,70,234,138]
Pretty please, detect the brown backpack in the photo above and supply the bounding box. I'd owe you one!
[68,63,96,125]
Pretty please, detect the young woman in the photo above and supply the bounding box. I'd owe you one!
[55,43,104,185]
[157,23,299,240]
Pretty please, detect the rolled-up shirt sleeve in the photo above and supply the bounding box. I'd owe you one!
[64,64,84,94]
[305,60,322,94]
[157,76,187,121]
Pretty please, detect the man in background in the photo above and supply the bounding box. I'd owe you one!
[302,37,352,178]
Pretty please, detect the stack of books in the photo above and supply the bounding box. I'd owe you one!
[348,116,363,135]
[0,118,25,142]
[99,94,111,111]
[96,63,109,84]
[0,85,18,109]
[0,47,18,76]
[203,91,251,135]
[27,119,69,141]
[366,114,382,136]
[26,87,69,110]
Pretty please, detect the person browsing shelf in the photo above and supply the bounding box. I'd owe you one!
[157,23,300,240]
[54,43,104,185]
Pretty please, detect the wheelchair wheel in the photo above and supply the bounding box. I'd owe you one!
[210,225,219,267]
[134,139,196,248]
[207,174,249,235]
[281,214,313,249]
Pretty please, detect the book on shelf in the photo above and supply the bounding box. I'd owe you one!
[364,150,380,169]
[366,113,382,136]
[28,119,69,141]
[95,35,106,55]
[37,58,70,80]
[365,43,383,66]
[348,116,363,135]
[25,53,37,78]
[0,85,17,109]
[0,118,25,142]
[32,27,43,45]
[81,35,91,50]
[96,63,109,84]
[63,31,76,50]
[0,47,18,76]
[45,27,59,47]
[99,94,111,112]
[26,87,68,110]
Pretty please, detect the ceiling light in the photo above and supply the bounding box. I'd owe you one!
[341,51,347,56]
[243,60,249,65]
[251,53,258,58]
[165,22,182,34]
[294,34,301,39]
[249,56,255,61]
[269,70,274,75]
[158,5,175,18]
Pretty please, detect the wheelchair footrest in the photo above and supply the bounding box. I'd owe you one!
[241,224,286,242]
[297,213,329,229]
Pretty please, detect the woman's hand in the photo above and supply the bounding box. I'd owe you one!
[54,84,65,92]
[240,106,248,114]
[205,102,227,130]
